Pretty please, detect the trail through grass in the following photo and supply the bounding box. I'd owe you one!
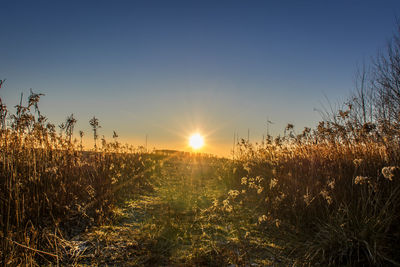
[73,154,287,266]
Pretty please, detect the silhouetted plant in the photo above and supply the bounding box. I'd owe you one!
[89,116,100,150]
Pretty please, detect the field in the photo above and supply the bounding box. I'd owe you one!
[5,2,400,266]
[1,91,400,266]
[71,153,287,266]
[3,33,400,264]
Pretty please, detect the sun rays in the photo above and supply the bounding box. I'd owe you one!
[189,133,204,150]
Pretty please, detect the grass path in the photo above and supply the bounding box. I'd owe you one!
[72,155,286,266]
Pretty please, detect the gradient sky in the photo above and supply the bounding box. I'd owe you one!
[1,1,400,156]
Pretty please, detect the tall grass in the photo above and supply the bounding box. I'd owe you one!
[0,89,153,265]
[222,112,400,265]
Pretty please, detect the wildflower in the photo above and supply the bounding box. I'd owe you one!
[241,177,247,185]
[270,178,278,189]
[225,205,233,212]
[327,179,335,189]
[228,190,240,199]
[320,189,332,205]
[303,192,314,206]
[257,187,264,194]
[248,181,257,189]
[353,159,363,167]
[212,199,219,207]
[223,199,233,212]
[244,231,250,238]
[354,176,369,185]
[382,166,400,181]
[258,215,268,224]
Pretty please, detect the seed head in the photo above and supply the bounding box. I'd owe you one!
[354,176,369,185]
[382,166,400,181]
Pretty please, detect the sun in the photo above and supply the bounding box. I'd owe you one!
[189,133,204,150]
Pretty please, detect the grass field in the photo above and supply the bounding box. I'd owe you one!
[72,153,289,266]
[1,89,400,266]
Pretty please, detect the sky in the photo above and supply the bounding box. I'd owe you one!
[1,0,400,156]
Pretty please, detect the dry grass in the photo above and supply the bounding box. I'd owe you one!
[2,86,400,266]
[222,117,400,265]
[0,90,154,265]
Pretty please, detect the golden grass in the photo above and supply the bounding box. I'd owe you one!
[0,91,154,265]
[223,120,400,265]
[1,87,400,266]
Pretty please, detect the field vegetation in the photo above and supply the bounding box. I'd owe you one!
[2,23,400,267]
[0,91,155,265]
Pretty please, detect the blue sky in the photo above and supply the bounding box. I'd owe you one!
[1,1,400,155]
